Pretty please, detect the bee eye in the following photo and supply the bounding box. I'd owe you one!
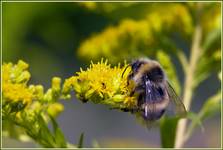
[131,61,143,73]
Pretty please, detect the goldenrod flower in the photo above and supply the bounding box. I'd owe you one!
[2,60,67,148]
[63,59,137,109]
[77,3,193,63]
[3,60,30,84]
[3,83,33,105]
[2,60,66,115]
[2,60,33,105]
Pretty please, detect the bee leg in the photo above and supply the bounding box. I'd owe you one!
[121,108,138,114]
[130,89,135,97]
[127,73,134,86]
[110,107,131,112]
[121,108,131,112]
[110,107,138,114]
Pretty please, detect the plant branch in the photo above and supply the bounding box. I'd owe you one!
[174,4,203,148]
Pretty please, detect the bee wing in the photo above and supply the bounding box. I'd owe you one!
[166,81,187,118]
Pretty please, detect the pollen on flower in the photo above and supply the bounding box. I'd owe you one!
[65,59,137,109]
[80,59,122,98]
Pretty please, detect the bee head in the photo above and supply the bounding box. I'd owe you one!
[131,58,165,82]
[130,59,146,73]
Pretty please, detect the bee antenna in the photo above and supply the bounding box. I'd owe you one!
[121,64,131,78]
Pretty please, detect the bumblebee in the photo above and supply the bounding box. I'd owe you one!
[123,58,186,121]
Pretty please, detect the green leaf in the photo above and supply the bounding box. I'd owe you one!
[156,51,181,94]
[194,50,220,88]
[77,133,84,148]
[176,50,188,74]
[193,71,210,89]
[202,28,221,51]
[199,91,221,120]
[49,115,67,148]
[160,117,179,148]
[185,91,221,141]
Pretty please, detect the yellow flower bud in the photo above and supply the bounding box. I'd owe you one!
[17,60,29,70]
[113,94,125,102]
[85,89,95,99]
[47,103,64,117]
[16,71,31,83]
[43,89,53,102]
[35,85,44,99]
[52,77,61,92]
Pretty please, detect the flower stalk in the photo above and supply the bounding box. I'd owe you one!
[174,3,203,148]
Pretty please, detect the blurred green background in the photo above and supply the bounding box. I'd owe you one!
[2,2,221,148]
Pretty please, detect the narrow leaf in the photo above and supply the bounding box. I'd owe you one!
[199,91,221,120]
[176,50,188,74]
[202,28,221,51]
[49,115,67,148]
[185,91,221,141]
[157,51,181,94]
[77,133,84,148]
[193,71,210,89]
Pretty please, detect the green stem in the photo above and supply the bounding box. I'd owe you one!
[174,4,203,148]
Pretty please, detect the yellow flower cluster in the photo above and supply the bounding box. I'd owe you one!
[147,3,193,34]
[78,19,152,62]
[2,60,67,146]
[2,60,65,117]
[78,3,192,62]
[63,59,137,109]
[3,84,33,105]
[2,60,33,105]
